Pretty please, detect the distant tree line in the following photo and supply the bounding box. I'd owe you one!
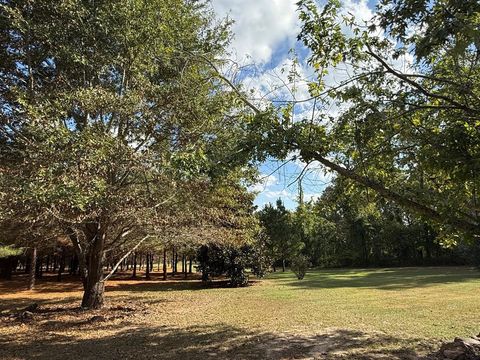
[258,178,477,270]
[0,241,199,282]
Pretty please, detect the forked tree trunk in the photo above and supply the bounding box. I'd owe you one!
[28,247,37,290]
[81,231,106,309]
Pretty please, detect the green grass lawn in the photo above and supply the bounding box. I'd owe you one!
[1,266,479,359]
[261,267,479,338]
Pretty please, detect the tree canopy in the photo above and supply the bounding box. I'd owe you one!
[0,0,256,308]
[244,0,480,240]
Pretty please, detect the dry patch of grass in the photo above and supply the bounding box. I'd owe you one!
[0,267,478,359]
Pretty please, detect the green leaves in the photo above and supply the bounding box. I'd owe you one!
[0,0,256,256]
[269,0,480,237]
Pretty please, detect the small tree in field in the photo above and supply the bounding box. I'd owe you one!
[290,255,309,280]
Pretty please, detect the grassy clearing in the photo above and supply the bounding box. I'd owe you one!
[0,266,478,359]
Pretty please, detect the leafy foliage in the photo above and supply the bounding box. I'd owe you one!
[0,0,256,307]
[259,178,474,269]
[196,241,270,287]
[257,199,304,269]
[247,0,480,241]
[0,245,23,258]
[290,254,308,280]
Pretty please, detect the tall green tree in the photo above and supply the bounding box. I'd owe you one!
[258,199,303,271]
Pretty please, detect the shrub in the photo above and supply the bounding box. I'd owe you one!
[291,255,309,280]
[196,242,271,287]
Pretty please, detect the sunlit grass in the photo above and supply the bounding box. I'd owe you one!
[106,266,480,339]
[1,266,479,359]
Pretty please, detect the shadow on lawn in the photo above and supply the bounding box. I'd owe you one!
[108,278,261,293]
[0,272,239,295]
[276,267,480,291]
[0,296,79,313]
[0,323,434,360]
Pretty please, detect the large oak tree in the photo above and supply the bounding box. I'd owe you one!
[0,0,254,308]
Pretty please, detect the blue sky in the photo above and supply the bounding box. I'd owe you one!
[211,0,378,209]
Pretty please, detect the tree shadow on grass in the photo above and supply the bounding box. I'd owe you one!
[276,267,480,291]
[0,323,433,360]
[0,273,250,296]
[107,278,261,293]
[0,296,79,313]
[0,274,83,295]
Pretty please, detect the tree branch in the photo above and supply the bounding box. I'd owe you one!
[102,234,151,282]
[306,151,479,234]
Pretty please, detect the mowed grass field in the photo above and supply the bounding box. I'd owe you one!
[0,267,479,359]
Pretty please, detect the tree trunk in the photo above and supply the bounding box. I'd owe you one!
[70,254,79,275]
[28,247,37,290]
[282,259,286,272]
[57,247,66,281]
[163,248,167,280]
[25,253,31,274]
[189,257,193,274]
[174,251,178,274]
[81,279,105,309]
[81,231,106,309]
[132,252,137,278]
[145,252,151,279]
[183,255,187,279]
[35,257,43,279]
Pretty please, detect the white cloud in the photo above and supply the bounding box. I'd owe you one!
[249,174,278,193]
[342,0,374,25]
[264,189,293,199]
[303,192,321,203]
[238,56,322,123]
[211,0,300,64]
